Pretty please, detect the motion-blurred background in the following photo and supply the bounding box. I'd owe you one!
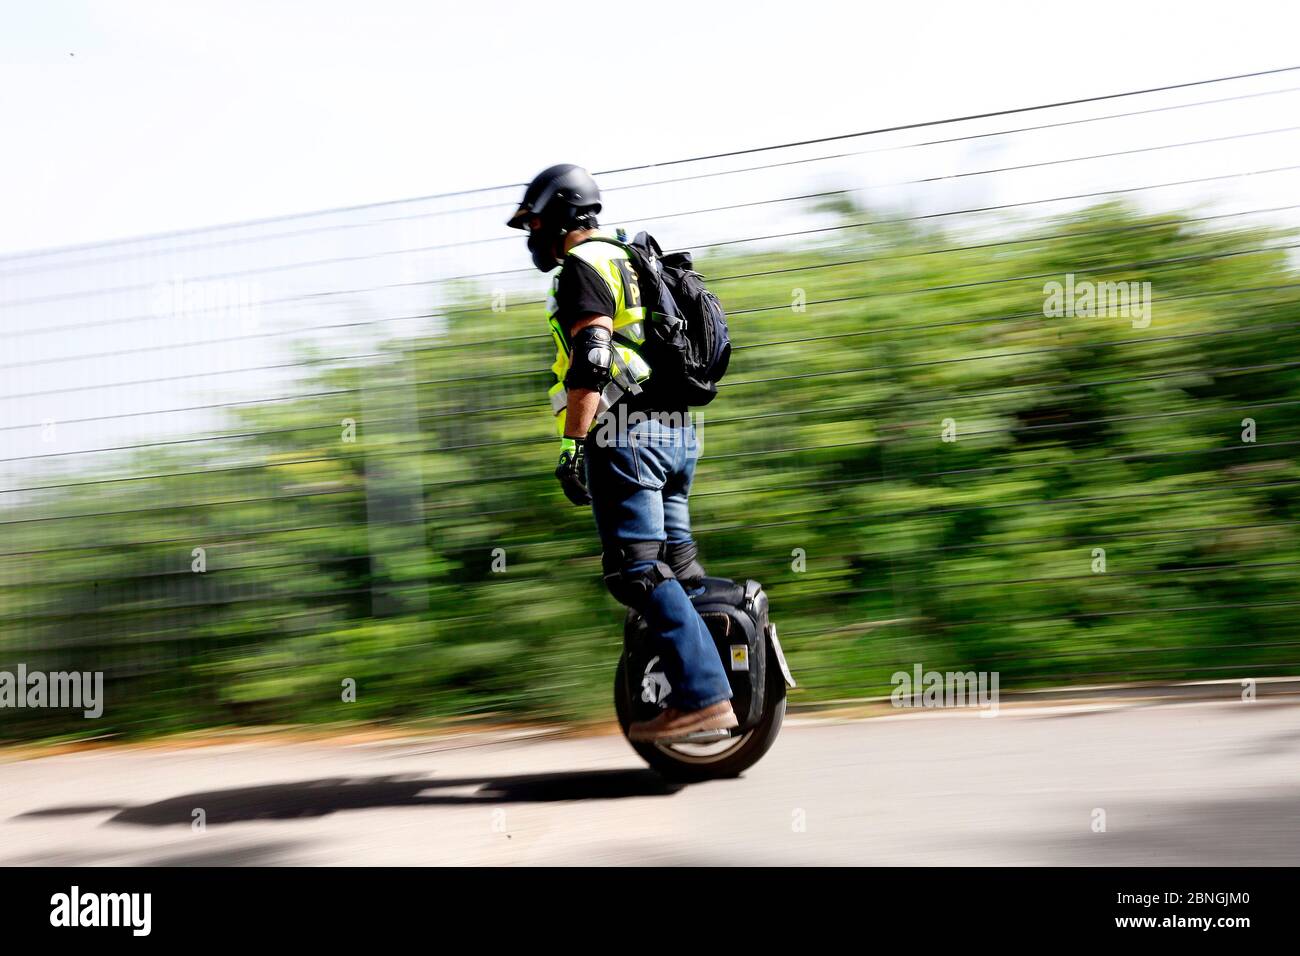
[2,4,1299,742]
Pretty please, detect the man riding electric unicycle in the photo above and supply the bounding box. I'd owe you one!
[507,164,793,780]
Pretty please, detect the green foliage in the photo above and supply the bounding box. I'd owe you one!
[3,200,1298,740]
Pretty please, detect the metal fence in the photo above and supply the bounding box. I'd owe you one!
[3,66,1300,738]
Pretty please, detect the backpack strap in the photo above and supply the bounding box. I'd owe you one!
[575,233,676,321]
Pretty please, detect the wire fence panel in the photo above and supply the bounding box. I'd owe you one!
[2,67,1300,739]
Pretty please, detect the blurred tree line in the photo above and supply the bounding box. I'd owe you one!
[3,200,1299,740]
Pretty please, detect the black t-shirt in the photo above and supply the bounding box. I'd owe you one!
[552,247,686,414]
[552,256,616,334]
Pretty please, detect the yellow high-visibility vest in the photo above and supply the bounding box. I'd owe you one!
[546,231,653,437]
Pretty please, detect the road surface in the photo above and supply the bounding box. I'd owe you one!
[3,699,1298,865]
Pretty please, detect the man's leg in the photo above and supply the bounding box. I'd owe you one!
[661,423,706,595]
[602,543,731,710]
[587,423,732,713]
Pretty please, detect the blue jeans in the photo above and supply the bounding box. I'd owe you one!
[587,417,733,711]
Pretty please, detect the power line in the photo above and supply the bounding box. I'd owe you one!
[719,318,1300,394]
[595,65,1300,177]
[0,519,352,560]
[10,160,1298,342]
[5,239,1293,404]
[690,164,1300,253]
[880,519,1300,560]
[723,242,1300,319]
[5,465,1294,561]
[5,428,1296,529]
[590,84,1300,197]
[6,201,1295,371]
[15,557,1300,627]
[3,63,1295,268]
[692,478,1300,535]
[7,392,1296,498]
[7,121,1298,308]
[939,600,1300,630]
[8,517,1295,589]
[13,83,1300,279]
[4,280,1296,464]
[832,558,1300,599]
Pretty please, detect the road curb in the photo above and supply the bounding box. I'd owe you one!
[789,674,1300,714]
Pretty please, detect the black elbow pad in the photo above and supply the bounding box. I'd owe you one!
[565,324,614,391]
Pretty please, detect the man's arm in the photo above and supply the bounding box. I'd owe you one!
[562,312,614,439]
[551,254,616,506]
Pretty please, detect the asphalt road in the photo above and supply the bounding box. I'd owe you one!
[3,699,1298,865]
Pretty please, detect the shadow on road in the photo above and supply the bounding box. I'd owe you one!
[0,839,310,867]
[20,768,682,828]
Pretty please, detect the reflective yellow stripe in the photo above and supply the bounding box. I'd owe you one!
[567,239,649,328]
[621,349,650,380]
[545,231,654,440]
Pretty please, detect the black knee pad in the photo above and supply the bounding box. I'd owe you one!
[662,540,706,589]
[602,541,676,611]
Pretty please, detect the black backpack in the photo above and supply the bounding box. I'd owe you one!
[592,231,731,406]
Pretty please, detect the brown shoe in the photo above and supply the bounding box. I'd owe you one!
[628,700,738,742]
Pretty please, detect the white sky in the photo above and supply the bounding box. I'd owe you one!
[2,0,1297,253]
[2,0,1299,484]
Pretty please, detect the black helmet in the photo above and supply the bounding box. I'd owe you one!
[507,164,602,272]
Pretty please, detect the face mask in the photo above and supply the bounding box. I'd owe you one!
[527,228,561,272]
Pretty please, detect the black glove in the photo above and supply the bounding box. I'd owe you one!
[555,437,592,506]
